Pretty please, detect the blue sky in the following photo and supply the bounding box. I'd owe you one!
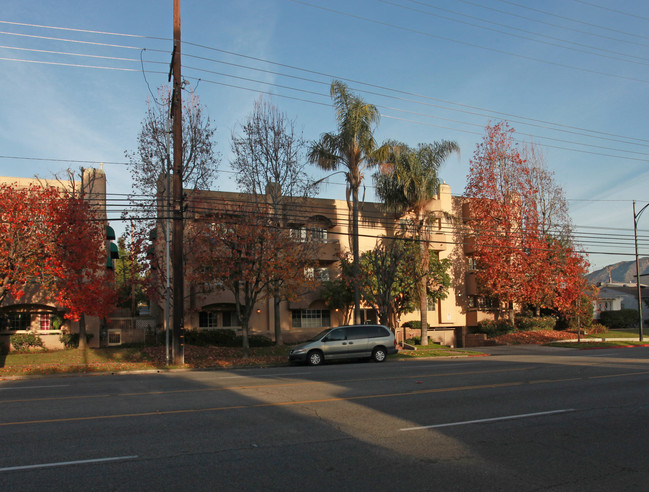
[1,0,648,272]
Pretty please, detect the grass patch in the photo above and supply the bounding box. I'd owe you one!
[548,341,649,349]
[394,344,483,359]
[0,345,293,377]
[597,329,648,339]
[0,343,486,377]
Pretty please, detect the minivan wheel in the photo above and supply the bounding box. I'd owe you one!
[307,350,324,366]
[372,347,387,362]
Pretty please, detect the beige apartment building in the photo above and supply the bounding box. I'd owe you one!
[159,183,496,348]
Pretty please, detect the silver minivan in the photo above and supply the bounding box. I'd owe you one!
[288,324,398,366]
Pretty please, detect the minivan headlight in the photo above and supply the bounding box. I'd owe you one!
[292,348,306,354]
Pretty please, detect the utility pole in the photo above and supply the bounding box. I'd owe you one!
[171,0,184,364]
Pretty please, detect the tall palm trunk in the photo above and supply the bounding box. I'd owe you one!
[352,186,361,325]
[419,237,429,345]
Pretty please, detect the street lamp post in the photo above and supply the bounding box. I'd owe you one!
[633,201,649,341]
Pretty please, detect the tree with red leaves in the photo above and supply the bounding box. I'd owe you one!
[190,199,314,356]
[0,180,117,347]
[465,122,544,323]
[0,183,61,304]
[465,122,589,324]
[49,189,117,349]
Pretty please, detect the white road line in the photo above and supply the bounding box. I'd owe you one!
[0,385,69,391]
[400,409,575,431]
[0,455,138,472]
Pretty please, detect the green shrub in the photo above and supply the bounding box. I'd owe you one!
[515,316,556,331]
[235,334,273,347]
[475,319,515,337]
[402,321,431,331]
[599,309,638,329]
[10,332,45,351]
[183,329,238,347]
[585,323,607,335]
[59,333,79,349]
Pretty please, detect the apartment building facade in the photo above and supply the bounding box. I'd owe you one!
[153,183,497,347]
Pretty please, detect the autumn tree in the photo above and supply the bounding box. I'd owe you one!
[191,200,314,356]
[0,176,117,349]
[49,185,117,349]
[0,183,61,305]
[465,122,588,323]
[231,97,316,344]
[464,122,545,323]
[375,140,459,344]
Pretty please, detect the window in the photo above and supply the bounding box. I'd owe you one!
[304,267,330,281]
[468,296,498,310]
[467,257,478,271]
[292,309,331,328]
[108,329,121,346]
[290,227,307,242]
[199,311,218,328]
[39,313,50,331]
[326,328,346,341]
[291,226,329,242]
[0,313,29,331]
[310,227,328,242]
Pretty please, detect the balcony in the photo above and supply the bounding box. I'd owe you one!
[464,236,476,255]
[427,232,447,251]
[315,239,340,262]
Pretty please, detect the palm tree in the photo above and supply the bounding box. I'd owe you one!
[308,81,384,325]
[376,141,459,344]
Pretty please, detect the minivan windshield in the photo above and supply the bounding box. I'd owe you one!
[308,329,331,342]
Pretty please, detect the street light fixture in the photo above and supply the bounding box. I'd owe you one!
[633,201,649,341]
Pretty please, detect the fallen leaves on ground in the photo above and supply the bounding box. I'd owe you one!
[492,330,578,345]
[142,345,287,368]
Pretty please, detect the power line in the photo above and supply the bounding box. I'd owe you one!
[287,0,649,84]
[378,0,649,66]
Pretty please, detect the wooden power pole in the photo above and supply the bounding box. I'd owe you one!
[171,0,184,365]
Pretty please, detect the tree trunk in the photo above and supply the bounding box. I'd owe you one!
[274,294,283,345]
[78,313,88,351]
[352,186,361,325]
[419,230,429,346]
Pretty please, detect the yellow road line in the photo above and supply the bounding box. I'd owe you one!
[0,367,531,405]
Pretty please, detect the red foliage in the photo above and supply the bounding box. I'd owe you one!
[465,122,589,316]
[0,182,116,320]
[493,330,578,345]
[0,184,62,303]
[48,193,117,321]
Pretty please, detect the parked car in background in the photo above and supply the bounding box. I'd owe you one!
[288,324,397,366]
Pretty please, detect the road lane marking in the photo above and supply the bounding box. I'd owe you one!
[0,367,531,405]
[0,381,534,427]
[400,409,576,431]
[0,455,138,472]
[1,370,644,428]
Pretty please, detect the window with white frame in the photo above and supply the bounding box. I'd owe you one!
[39,313,50,331]
[292,309,331,328]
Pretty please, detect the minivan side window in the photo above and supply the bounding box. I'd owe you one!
[347,326,371,340]
[369,326,390,338]
[326,328,346,341]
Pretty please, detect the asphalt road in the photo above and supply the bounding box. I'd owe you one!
[1,345,649,491]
